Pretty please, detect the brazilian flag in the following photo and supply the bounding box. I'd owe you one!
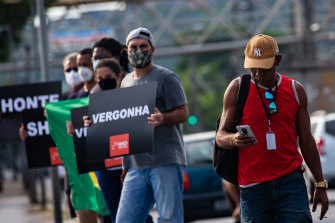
[45,97,108,214]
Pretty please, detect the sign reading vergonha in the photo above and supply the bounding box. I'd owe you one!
[71,106,122,174]
[86,83,157,162]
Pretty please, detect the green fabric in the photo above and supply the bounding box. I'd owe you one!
[45,97,109,215]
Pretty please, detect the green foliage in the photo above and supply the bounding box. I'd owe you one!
[177,52,231,133]
[0,0,56,62]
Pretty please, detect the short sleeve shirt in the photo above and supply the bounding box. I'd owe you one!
[120,65,188,169]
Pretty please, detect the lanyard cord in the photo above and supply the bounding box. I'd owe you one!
[255,76,278,127]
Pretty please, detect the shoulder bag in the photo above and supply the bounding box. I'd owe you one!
[213,74,251,185]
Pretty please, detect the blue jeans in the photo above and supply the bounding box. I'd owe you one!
[240,169,312,223]
[116,164,185,223]
[95,169,123,222]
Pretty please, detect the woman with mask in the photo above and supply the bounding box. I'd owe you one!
[90,59,152,223]
[91,59,124,223]
[68,40,126,223]
[68,58,130,223]
[67,48,106,223]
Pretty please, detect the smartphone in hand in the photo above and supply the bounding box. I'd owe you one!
[236,125,257,143]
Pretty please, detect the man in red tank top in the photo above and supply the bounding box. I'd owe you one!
[216,34,328,222]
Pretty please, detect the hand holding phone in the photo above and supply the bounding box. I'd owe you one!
[236,125,257,143]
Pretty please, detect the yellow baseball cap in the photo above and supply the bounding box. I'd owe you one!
[244,34,279,69]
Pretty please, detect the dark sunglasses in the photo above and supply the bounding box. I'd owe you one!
[65,67,78,73]
[265,90,278,114]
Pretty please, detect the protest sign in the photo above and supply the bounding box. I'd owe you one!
[71,106,122,174]
[0,81,61,141]
[22,108,62,168]
[86,83,156,162]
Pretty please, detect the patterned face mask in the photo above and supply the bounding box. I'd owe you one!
[128,49,152,68]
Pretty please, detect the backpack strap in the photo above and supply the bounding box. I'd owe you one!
[233,74,251,128]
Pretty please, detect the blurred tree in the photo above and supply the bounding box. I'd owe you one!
[0,0,56,62]
[177,52,232,133]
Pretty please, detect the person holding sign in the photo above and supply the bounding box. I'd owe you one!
[115,27,189,223]
[80,38,154,223]
[80,58,124,223]
[215,34,328,222]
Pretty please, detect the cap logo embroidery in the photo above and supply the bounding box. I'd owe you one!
[254,48,261,57]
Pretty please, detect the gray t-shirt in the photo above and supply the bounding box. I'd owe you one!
[121,65,188,169]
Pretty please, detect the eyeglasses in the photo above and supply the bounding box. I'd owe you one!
[265,90,278,114]
[65,67,78,73]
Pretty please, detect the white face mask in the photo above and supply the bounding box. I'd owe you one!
[92,59,101,71]
[78,66,94,82]
[65,70,82,86]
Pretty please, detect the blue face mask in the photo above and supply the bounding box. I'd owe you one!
[92,59,101,71]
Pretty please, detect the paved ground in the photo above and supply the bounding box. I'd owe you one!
[1,169,334,223]
[0,170,76,223]
[0,177,53,223]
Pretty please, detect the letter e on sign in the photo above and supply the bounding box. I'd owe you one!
[104,157,123,168]
[49,147,63,165]
[109,133,130,157]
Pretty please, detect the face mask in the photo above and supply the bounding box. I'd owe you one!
[65,70,82,86]
[98,78,117,90]
[128,49,152,68]
[78,66,94,82]
[92,59,101,71]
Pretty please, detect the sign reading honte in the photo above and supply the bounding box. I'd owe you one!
[0,81,61,142]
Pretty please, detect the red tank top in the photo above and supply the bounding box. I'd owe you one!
[238,74,303,185]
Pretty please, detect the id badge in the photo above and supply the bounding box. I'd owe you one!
[266,131,276,150]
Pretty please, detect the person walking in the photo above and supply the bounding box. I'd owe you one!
[216,34,329,222]
[114,27,189,223]
[72,39,153,223]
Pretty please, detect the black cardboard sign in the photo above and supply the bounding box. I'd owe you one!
[71,106,122,174]
[22,108,63,168]
[0,81,61,141]
[86,83,157,162]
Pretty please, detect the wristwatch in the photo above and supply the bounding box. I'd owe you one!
[315,180,328,189]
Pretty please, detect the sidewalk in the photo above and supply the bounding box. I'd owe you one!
[1,169,334,223]
[0,171,76,223]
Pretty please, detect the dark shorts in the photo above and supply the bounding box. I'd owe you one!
[240,169,312,223]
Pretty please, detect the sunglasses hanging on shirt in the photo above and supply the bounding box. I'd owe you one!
[265,90,278,114]
[255,76,279,150]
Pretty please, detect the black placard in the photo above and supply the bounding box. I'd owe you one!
[22,108,63,168]
[86,83,157,162]
[71,106,122,174]
[0,81,61,142]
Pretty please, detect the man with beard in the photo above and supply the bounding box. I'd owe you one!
[115,27,189,223]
